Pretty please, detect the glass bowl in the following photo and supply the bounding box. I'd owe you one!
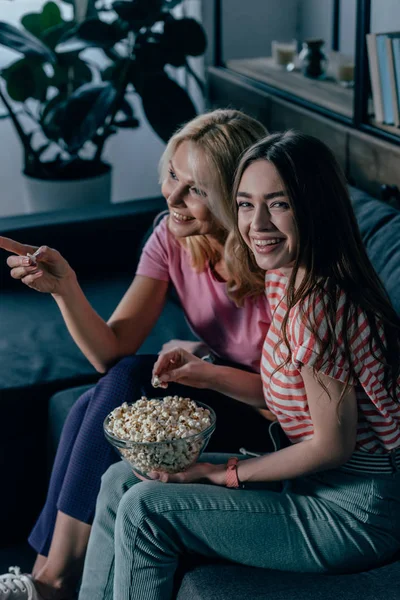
[103,399,216,480]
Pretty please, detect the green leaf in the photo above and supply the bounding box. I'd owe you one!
[140,74,196,143]
[163,18,206,67]
[113,0,163,27]
[21,2,63,41]
[40,92,67,142]
[41,21,75,50]
[60,82,118,152]
[51,58,92,91]
[3,57,49,102]
[135,34,166,72]
[101,58,134,85]
[21,14,43,39]
[41,2,63,32]
[56,18,126,53]
[0,21,56,62]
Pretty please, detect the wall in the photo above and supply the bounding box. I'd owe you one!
[0,0,204,217]
[202,0,300,66]
[203,0,400,68]
[301,0,400,55]
[370,0,400,32]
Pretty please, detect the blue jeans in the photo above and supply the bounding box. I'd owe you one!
[79,455,400,600]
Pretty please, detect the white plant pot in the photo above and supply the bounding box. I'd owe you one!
[22,166,112,214]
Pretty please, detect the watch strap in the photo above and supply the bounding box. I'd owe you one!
[226,456,240,488]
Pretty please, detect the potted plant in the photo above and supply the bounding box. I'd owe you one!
[0,0,206,213]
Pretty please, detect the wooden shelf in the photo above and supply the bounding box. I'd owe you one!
[226,57,354,119]
[208,65,400,199]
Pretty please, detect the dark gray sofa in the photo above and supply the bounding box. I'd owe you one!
[1,187,400,598]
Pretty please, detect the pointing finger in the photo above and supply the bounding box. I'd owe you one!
[0,236,38,257]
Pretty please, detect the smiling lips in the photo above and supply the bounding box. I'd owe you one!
[171,210,195,222]
[252,237,284,253]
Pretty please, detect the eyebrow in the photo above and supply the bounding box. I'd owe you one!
[236,190,286,200]
[169,161,195,186]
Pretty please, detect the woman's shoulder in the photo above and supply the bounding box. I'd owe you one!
[288,281,374,348]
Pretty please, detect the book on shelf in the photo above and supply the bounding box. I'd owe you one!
[366,33,384,123]
[367,31,400,127]
[390,36,400,128]
[386,36,400,128]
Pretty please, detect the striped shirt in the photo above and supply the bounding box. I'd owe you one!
[261,270,400,454]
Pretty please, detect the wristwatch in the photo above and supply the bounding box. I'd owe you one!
[226,457,241,489]
[201,353,216,364]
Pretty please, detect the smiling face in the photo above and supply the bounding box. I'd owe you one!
[237,159,298,273]
[161,141,221,239]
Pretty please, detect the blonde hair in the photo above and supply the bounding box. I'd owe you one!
[159,109,267,305]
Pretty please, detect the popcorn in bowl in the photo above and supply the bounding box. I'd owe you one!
[104,396,216,478]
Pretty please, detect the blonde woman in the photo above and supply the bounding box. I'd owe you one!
[0,110,274,600]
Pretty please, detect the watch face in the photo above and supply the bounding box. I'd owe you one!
[202,353,215,364]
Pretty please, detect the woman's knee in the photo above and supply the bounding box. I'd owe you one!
[106,354,154,382]
[63,385,95,424]
[97,462,141,512]
[116,481,180,527]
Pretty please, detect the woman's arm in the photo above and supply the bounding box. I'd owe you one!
[226,367,358,484]
[54,274,169,372]
[153,348,266,408]
[0,235,169,373]
[204,364,265,408]
[158,366,358,485]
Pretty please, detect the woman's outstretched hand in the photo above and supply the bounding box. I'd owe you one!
[0,236,75,295]
[152,347,214,389]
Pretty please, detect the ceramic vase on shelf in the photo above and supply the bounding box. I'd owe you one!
[299,39,328,79]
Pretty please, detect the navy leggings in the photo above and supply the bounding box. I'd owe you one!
[28,354,274,556]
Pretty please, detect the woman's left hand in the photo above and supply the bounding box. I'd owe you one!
[134,462,226,485]
[152,347,214,389]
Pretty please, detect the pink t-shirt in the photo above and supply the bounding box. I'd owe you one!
[136,216,272,373]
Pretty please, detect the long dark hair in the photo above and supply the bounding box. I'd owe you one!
[230,130,400,405]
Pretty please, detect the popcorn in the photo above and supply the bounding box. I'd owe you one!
[152,375,168,389]
[26,248,41,266]
[105,396,213,474]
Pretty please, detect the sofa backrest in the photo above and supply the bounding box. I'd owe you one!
[0,197,166,291]
[350,187,400,316]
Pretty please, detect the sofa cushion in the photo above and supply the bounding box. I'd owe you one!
[0,274,196,393]
[350,187,400,315]
[177,560,400,600]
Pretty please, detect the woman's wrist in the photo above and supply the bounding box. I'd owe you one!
[52,269,79,300]
[208,463,227,486]
[203,363,225,393]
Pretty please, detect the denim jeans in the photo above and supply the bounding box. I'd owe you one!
[79,453,400,600]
